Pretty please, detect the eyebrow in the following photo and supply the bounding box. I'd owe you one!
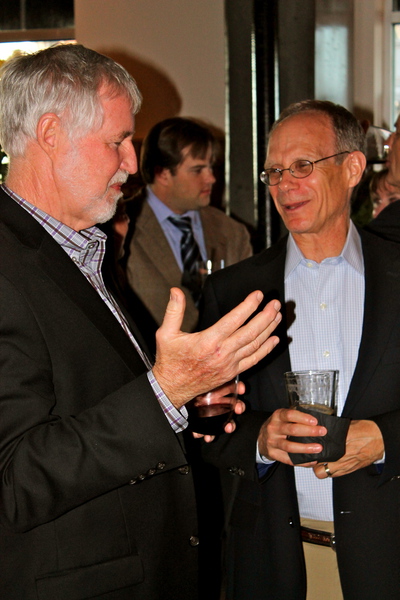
[115,130,135,141]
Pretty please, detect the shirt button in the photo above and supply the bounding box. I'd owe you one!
[306,262,313,268]
[189,536,200,547]
[320,303,327,310]
[323,350,330,358]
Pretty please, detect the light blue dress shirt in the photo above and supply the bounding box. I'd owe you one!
[286,221,365,521]
[147,186,207,269]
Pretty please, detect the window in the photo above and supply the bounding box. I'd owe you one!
[0,0,75,182]
[0,0,73,31]
[388,1,400,125]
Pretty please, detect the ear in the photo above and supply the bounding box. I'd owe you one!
[347,150,367,189]
[154,167,173,187]
[36,113,62,156]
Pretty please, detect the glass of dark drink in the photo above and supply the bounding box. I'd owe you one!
[188,377,238,435]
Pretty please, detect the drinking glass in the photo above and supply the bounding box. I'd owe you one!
[196,259,225,285]
[188,376,238,435]
[284,370,338,415]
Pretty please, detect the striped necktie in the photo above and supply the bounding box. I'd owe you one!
[168,215,203,305]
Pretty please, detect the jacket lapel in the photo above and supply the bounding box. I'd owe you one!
[0,189,148,376]
[201,208,227,264]
[343,231,400,416]
[134,201,182,287]
[250,239,292,409]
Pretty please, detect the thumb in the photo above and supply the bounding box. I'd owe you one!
[159,287,186,335]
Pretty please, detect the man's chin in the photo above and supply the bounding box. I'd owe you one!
[92,196,120,225]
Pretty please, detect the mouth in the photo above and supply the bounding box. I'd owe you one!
[281,199,310,211]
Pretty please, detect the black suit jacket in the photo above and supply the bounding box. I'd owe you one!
[0,188,200,600]
[364,200,400,243]
[201,230,400,600]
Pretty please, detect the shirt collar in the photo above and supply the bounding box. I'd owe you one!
[285,220,364,280]
[147,185,201,226]
[1,183,106,250]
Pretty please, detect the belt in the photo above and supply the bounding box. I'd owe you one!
[301,526,336,551]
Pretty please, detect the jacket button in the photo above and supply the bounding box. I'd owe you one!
[178,465,190,475]
[157,462,166,470]
[138,474,146,481]
[288,518,294,528]
[390,475,400,481]
[189,536,200,547]
[129,479,137,485]
[147,468,157,476]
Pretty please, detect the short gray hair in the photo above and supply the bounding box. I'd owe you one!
[270,99,366,159]
[0,43,142,157]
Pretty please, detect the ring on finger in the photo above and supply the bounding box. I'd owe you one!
[323,463,332,477]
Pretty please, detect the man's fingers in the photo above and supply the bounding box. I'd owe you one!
[228,299,282,372]
[158,287,186,335]
[207,290,267,339]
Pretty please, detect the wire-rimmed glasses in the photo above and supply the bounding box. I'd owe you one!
[260,151,351,186]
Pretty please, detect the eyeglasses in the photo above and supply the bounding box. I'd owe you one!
[260,151,351,186]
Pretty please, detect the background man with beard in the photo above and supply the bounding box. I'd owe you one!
[0,43,283,600]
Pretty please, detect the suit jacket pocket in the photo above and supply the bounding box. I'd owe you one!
[36,554,144,600]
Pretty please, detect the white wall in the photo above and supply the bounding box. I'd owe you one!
[74,0,226,139]
[353,0,387,127]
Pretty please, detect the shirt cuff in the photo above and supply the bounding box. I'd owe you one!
[256,442,275,477]
[147,370,188,433]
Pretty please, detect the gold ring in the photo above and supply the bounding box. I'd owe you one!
[323,463,332,477]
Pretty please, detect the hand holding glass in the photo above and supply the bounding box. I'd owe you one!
[188,377,238,435]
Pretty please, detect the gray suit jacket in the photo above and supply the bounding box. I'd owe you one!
[126,195,253,331]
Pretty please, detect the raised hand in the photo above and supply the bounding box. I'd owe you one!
[152,287,281,408]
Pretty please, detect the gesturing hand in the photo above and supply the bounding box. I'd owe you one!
[152,287,281,408]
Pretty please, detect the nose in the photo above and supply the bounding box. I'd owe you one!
[120,141,138,175]
[387,132,395,151]
[277,168,298,192]
[205,167,216,185]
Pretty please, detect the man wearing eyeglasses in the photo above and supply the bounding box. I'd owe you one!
[200,100,400,600]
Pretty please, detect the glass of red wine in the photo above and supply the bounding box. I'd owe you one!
[188,377,238,435]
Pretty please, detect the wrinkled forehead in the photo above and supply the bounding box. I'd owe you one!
[267,112,335,159]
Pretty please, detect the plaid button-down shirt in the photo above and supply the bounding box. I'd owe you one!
[2,184,188,432]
